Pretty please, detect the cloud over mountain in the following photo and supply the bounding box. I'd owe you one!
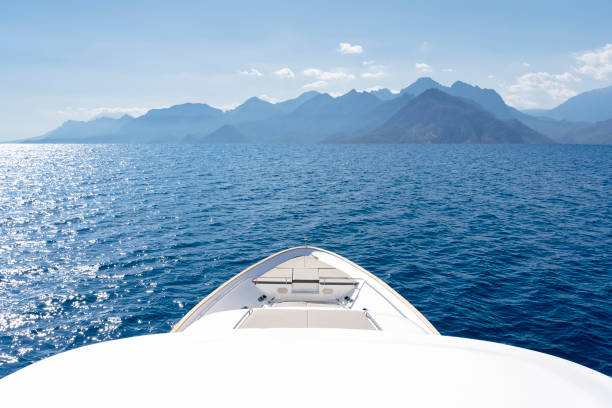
[576,43,612,80]
[415,63,432,73]
[56,106,158,121]
[504,71,581,108]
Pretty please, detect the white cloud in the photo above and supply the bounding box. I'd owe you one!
[259,94,279,103]
[239,68,263,77]
[508,72,580,97]
[362,60,375,65]
[415,63,432,73]
[488,74,495,79]
[273,67,295,79]
[303,80,328,89]
[419,41,430,52]
[303,68,355,80]
[212,103,240,112]
[366,63,385,70]
[361,71,385,78]
[503,94,538,109]
[360,86,399,94]
[338,42,363,54]
[522,62,531,68]
[575,43,612,80]
[441,68,454,72]
[503,71,581,108]
[329,92,344,98]
[303,68,321,77]
[57,106,155,121]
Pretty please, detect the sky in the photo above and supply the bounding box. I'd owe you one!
[1,0,612,141]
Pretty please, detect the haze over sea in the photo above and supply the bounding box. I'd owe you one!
[0,143,610,377]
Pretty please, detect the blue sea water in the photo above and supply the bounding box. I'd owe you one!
[0,143,610,378]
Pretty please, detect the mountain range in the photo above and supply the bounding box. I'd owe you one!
[21,78,612,144]
[338,89,551,144]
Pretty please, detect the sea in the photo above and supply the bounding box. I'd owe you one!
[0,143,610,378]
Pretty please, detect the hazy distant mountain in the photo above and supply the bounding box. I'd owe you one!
[119,103,225,142]
[24,114,134,143]
[274,91,320,113]
[399,77,520,119]
[232,90,413,143]
[343,89,552,144]
[523,85,612,123]
[236,90,384,143]
[225,97,281,123]
[140,103,223,122]
[364,78,523,122]
[291,89,414,136]
[447,81,522,120]
[356,92,416,132]
[91,112,133,120]
[300,89,382,130]
[559,118,612,144]
[368,88,398,101]
[28,92,325,143]
[518,117,590,143]
[293,90,381,118]
[400,77,445,96]
[23,79,612,145]
[199,125,249,143]
[394,77,596,142]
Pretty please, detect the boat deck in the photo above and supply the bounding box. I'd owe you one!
[239,308,376,330]
[173,247,439,335]
[3,329,610,407]
[172,247,440,335]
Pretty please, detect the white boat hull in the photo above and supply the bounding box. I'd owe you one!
[173,246,439,334]
[1,246,610,406]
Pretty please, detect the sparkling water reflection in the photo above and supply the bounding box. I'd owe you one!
[0,143,610,377]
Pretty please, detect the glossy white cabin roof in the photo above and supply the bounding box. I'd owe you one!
[1,329,610,407]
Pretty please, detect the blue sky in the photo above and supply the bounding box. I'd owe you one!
[1,0,611,140]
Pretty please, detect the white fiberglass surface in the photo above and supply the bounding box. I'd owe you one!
[182,306,428,334]
[176,247,436,335]
[238,308,376,330]
[1,330,610,407]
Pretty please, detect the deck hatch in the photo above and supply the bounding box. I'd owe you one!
[239,308,376,330]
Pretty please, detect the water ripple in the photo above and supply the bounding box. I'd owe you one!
[0,143,610,377]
